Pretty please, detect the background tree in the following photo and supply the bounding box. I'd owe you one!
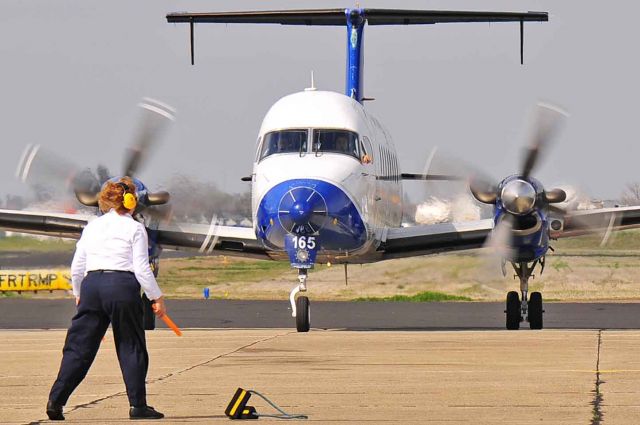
[621,182,640,206]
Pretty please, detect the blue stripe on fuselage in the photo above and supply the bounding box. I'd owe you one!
[256,179,367,252]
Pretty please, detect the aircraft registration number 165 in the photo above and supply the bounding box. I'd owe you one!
[291,236,316,250]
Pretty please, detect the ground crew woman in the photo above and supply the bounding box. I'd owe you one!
[46,177,166,421]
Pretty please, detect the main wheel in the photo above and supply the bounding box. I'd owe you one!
[528,292,543,330]
[506,291,521,330]
[295,296,310,332]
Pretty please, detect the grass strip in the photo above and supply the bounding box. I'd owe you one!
[354,291,472,302]
[0,236,74,252]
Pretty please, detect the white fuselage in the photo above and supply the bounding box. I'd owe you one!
[251,90,402,263]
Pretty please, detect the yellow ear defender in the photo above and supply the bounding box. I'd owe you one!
[117,182,137,210]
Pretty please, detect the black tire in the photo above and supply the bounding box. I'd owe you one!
[296,296,310,332]
[506,291,521,330]
[528,292,543,330]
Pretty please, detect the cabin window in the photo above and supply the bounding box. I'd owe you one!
[259,129,308,161]
[312,129,360,159]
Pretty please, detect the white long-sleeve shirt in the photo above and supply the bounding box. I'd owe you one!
[70,209,163,300]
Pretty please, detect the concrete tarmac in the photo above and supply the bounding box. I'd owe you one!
[2,328,639,424]
[3,300,640,424]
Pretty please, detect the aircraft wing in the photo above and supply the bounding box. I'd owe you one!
[555,206,640,238]
[153,222,269,259]
[0,209,91,239]
[381,206,640,259]
[381,219,493,259]
[0,209,269,259]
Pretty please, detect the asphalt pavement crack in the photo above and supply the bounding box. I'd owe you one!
[147,330,294,385]
[590,329,604,425]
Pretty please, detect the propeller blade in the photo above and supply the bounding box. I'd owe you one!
[414,147,495,219]
[140,203,174,225]
[147,191,171,206]
[469,176,497,204]
[123,98,176,177]
[16,144,104,209]
[17,144,78,192]
[547,185,622,246]
[545,188,567,203]
[521,102,569,179]
[485,214,516,261]
[472,214,516,284]
[72,168,103,207]
[551,206,624,246]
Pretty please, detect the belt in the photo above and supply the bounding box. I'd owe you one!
[87,270,134,275]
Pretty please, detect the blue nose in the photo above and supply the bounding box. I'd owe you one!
[257,178,368,251]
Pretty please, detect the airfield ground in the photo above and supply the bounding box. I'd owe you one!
[2,328,639,424]
[2,235,640,424]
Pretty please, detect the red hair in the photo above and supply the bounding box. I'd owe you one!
[98,177,136,214]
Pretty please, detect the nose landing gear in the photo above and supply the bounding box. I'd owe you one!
[289,269,310,332]
[505,260,544,330]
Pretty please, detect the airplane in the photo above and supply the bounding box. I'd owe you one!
[2,8,640,332]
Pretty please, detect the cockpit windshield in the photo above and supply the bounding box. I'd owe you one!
[259,129,308,161]
[313,130,359,159]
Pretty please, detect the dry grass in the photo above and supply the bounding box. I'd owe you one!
[156,250,640,302]
[8,230,640,302]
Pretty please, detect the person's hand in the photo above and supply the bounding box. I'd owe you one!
[152,296,166,318]
[75,297,80,306]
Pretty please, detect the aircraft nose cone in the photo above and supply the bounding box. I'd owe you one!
[290,201,312,224]
[277,187,328,235]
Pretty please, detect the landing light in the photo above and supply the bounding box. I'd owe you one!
[296,249,309,262]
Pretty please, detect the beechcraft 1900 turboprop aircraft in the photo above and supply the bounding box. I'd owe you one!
[2,8,640,332]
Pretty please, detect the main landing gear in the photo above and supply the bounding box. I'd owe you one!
[505,259,545,330]
[289,269,310,332]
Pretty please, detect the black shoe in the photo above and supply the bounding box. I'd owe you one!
[46,400,65,421]
[129,405,164,420]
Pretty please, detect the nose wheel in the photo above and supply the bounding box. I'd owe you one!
[505,261,544,330]
[505,291,521,330]
[295,296,310,332]
[289,269,311,332]
[528,291,543,330]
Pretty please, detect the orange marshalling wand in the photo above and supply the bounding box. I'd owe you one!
[161,314,182,336]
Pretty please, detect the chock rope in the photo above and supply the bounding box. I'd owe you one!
[249,390,308,420]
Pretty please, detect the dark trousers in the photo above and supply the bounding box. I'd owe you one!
[49,271,149,407]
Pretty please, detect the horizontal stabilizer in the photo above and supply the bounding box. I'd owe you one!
[167,8,547,77]
[167,9,346,25]
[364,9,547,25]
[167,9,547,26]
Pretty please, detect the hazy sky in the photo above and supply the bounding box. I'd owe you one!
[1,1,638,204]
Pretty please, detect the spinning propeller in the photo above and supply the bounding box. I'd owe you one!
[468,102,569,260]
[470,102,569,208]
[16,98,175,215]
